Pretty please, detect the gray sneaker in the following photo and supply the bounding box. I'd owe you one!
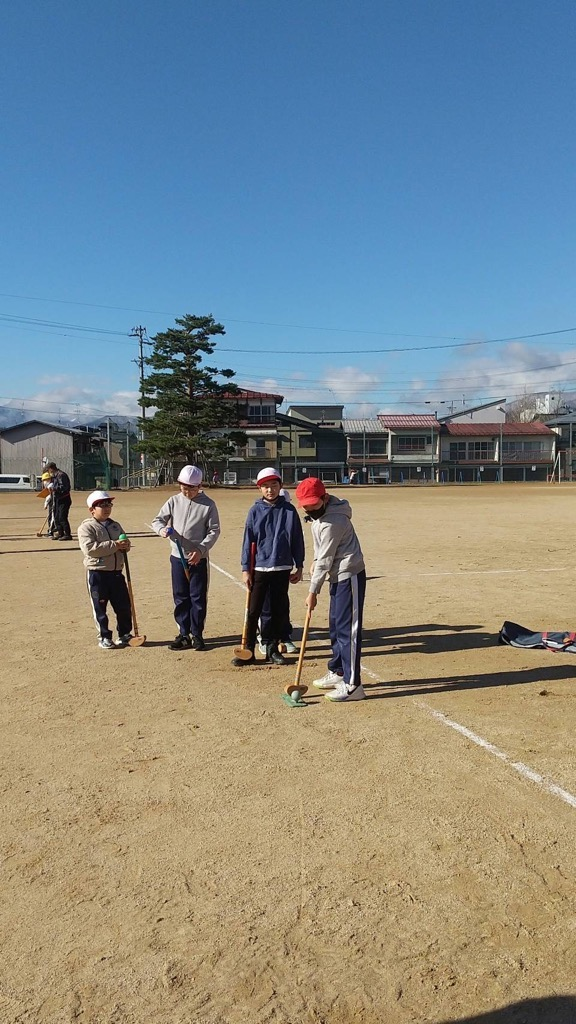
[116,634,133,646]
[99,637,115,650]
[284,640,298,655]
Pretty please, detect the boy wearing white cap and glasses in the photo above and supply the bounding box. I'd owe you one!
[77,491,133,649]
[152,465,221,650]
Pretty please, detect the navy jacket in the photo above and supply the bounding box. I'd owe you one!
[241,496,305,572]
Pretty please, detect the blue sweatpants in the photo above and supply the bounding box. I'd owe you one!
[170,555,208,637]
[327,570,366,690]
[87,570,132,640]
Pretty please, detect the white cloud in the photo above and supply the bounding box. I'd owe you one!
[4,376,141,422]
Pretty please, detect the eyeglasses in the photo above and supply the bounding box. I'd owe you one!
[94,501,113,507]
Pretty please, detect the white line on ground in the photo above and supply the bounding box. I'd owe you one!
[211,562,246,588]
[212,561,576,812]
[414,701,576,811]
[370,567,569,579]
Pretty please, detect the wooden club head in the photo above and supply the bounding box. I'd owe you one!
[128,635,146,647]
[285,684,308,697]
[233,646,254,661]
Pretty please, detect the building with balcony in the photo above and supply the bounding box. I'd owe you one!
[440,422,556,482]
[277,408,346,484]
[216,388,284,483]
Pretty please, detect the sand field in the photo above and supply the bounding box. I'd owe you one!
[1,483,575,1024]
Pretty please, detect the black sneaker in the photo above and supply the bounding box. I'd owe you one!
[231,652,255,666]
[265,643,288,666]
[169,634,192,650]
[191,635,206,651]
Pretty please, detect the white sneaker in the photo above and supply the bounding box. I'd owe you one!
[312,669,342,690]
[284,640,298,654]
[98,637,115,650]
[325,683,366,702]
[258,640,267,656]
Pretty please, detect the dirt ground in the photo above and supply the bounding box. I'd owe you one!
[1,483,575,1024]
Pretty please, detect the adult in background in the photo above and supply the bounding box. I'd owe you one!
[45,461,73,541]
[295,476,366,702]
[152,465,221,651]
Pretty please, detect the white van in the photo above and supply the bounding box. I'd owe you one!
[0,474,35,490]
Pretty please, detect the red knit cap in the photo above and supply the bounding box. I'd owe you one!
[295,477,326,505]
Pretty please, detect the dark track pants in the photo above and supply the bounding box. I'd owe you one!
[260,590,293,642]
[171,555,208,637]
[327,570,366,690]
[87,570,132,640]
[54,495,72,538]
[246,570,291,649]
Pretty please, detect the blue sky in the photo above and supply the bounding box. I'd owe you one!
[1,0,576,422]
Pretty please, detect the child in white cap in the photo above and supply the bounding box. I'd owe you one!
[232,467,304,667]
[77,491,133,649]
[151,465,221,651]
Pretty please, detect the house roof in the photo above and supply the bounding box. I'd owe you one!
[438,398,507,421]
[223,388,284,403]
[379,414,440,428]
[342,419,385,434]
[0,419,91,437]
[444,422,554,436]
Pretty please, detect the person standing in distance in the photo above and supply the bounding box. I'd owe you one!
[77,491,133,649]
[45,461,73,540]
[295,477,366,702]
[152,465,220,651]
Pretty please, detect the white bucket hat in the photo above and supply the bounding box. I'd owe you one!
[177,465,203,486]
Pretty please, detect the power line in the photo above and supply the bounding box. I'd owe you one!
[0,294,575,352]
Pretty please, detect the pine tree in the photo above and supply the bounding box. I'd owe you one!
[138,314,246,466]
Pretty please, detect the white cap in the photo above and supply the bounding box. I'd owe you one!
[177,465,203,486]
[87,490,114,508]
[256,466,282,486]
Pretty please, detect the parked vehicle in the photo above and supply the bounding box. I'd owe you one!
[0,473,35,490]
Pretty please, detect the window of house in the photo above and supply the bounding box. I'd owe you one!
[299,435,315,449]
[397,435,430,451]
[468,441,495,459]
[449,442,467,460]
[368,439,387,455]
[349,439,364,455]
[248,404,274,423]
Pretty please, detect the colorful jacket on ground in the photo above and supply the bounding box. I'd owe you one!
[241,496,305,572]
[151,491,220,559]
[77,517,127,571]
[308,495,365,593]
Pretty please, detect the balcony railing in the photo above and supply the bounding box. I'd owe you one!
[232,447,273,459]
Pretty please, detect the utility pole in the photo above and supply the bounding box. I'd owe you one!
[105,411,111,487]
[130,325,152,486]
[126,420,130,486]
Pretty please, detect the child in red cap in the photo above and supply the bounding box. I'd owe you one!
[295,477,366,702]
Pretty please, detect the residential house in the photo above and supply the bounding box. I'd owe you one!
[0,420,109,490]
[277,406,347,484]
[440,422,556,482]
